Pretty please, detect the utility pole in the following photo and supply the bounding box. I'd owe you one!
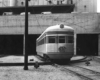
[24,0,29,70]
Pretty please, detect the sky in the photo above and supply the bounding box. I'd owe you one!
[97,0,100,12]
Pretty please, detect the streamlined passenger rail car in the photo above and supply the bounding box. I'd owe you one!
[36,24,74,61]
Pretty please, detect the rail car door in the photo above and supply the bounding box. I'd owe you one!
[47,35,58,53]
[57,36,67,52]
[57,35,74,53]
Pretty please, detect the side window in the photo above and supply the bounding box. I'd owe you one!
[37,38,45,46]
[59,36,65,43]
[41,38,44,45]
[48,36,56,43]
[68,36,74,43]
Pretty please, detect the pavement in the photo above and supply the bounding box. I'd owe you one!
[0,55,100,80]
[0,65,81,80]
[0,55,86,66]
[91,56,100,63]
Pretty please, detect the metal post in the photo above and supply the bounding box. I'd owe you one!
[24,0,28,70]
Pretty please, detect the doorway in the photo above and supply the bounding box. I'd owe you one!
[76,34,98,56]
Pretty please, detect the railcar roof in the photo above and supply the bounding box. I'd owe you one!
[37,24,74,41]
[45,24,73,32]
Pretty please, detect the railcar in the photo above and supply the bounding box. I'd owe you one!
[36,24,74,61]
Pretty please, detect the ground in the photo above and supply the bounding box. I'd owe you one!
[0,55,100,80]
[0,65,81,80]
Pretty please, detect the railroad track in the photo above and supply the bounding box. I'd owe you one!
[34,56,100,80]
[51,63,100,80]
[70,65,100,75]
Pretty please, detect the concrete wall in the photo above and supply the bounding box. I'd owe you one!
[0,0,10,7]
[73,0,97,12]
[0,13,99,34]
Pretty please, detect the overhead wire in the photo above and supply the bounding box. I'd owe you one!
[33,0,85,26]
[32,9,43,34]
[52,0,97,31]
[32,0,97,33]
[33,0,77,29]
[67,14,97,31]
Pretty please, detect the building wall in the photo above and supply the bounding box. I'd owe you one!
[0,0,10,7]
[97,0,100,13]
[73,0,97,12]
[0,13,99,34]
[0,0,97,12]
[17,0,71,6]
[17,0,97,12]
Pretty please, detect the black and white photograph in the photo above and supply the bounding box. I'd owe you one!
[0,0,100,80]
